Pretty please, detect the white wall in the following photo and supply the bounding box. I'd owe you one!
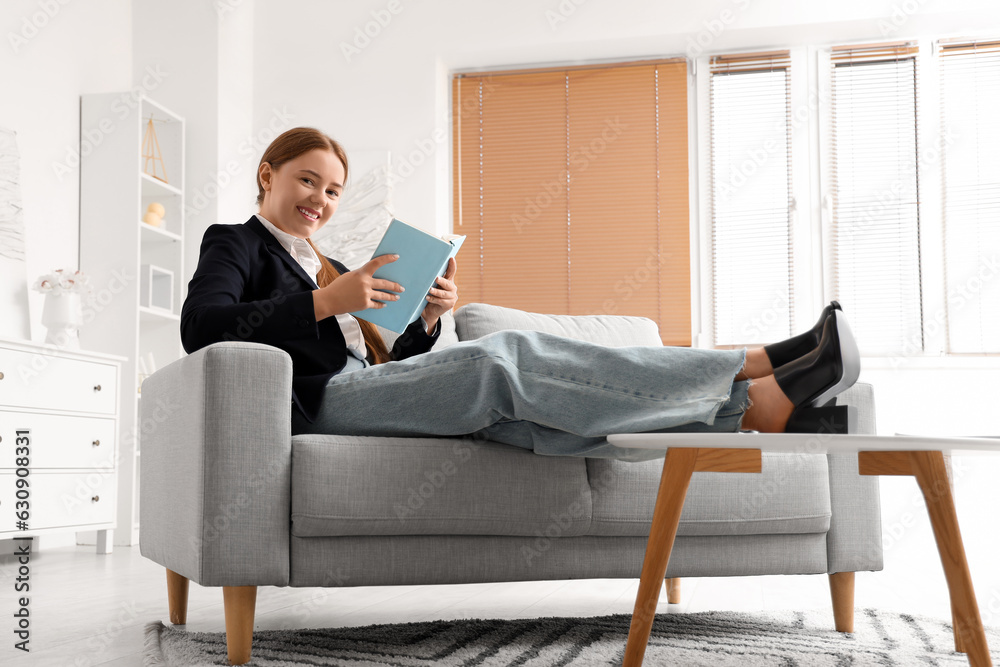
[132,0,229,286]
[1,0,132,341]
[216,0,258,227]
[251,0,1000,237]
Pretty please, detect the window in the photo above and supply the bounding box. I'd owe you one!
[939,39,1000,353]
[450,36,1000,358]
[451,59,692,345]
[827,42,923,356]
[709,51,793,346]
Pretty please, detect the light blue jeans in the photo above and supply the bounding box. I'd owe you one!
[290,329,750,462]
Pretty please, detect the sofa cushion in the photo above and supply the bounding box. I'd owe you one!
[454,302,662,347]
[585,453,832,537]
[291,434,832,539]
[290,434,593,538]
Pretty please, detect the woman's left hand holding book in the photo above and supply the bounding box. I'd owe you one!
[420,257,459,334]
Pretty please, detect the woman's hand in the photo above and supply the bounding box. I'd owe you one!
[421,257,458,333]
[313,254,404,320]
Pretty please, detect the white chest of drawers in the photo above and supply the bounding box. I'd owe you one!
[0,336,125,554]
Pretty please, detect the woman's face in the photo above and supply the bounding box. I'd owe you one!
[258,148,346,238]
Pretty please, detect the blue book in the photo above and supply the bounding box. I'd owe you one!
[350,218,466,333]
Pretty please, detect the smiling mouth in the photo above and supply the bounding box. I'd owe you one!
[297,206,319,221]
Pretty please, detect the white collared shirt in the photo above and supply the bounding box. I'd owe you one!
[255,213,369,365]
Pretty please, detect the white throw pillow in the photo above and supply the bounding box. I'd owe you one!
[453,302,662,347]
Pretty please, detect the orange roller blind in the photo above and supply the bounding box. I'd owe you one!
[452,58,692,346]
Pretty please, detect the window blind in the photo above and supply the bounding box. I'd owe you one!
[939,39,1000,353]
[709,50,793,346]
[452,59,692,346]
[828,42,923,356]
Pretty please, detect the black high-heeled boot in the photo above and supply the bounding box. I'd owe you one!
[772,308,861,434]
[762,301,841,369]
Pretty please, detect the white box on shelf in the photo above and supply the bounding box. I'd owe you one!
[140,264,174,312]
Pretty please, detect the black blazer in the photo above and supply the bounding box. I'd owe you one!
[180,215,441,424]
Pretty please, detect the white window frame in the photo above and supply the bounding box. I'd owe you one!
[694,46,815,349]
[934,37,1000,357]
[691,37,1000,365]
[816,38,948,360]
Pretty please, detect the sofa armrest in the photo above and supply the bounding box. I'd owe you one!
[826,381,884,573]
[138,341,293,587]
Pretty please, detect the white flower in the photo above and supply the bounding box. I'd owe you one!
[33,268,95,297]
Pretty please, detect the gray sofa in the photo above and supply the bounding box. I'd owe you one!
[139,302,882,665]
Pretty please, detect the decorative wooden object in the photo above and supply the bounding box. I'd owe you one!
[142,114,168,184]
[142,202,165,228]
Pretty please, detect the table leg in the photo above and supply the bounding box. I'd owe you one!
[859,450,991,666]
[910,451,991,666]
[954,607,967,653]
[622,448,699,667]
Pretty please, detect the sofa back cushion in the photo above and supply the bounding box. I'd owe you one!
[454,303,662,347]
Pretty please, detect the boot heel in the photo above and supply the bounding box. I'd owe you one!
[785,404,858,434]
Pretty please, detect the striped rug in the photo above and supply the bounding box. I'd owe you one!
[143,607,1000,666]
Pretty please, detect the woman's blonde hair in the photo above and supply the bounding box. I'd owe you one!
[256,126,391,364]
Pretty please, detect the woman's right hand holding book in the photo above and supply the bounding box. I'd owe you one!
[313,254,403,321]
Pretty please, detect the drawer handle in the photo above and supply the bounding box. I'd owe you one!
[0,371,4,379]
[92,495,100,503]
[92,439,101,447]
[94,384,102,392]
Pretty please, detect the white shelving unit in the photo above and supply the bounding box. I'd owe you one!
[79,92,185,546]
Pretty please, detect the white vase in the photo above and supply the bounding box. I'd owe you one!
[41,292,83,349]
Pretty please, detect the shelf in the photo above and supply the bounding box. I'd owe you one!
[139,305,180,323]
[141,172,182,196]
[81,90,185,548]
[139,221,182,243]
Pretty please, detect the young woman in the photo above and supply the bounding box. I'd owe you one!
[180,127,860,461]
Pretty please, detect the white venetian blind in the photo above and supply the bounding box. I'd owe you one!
[710,51,793,346]
[939,39,1000,354]
[829,42,923,356]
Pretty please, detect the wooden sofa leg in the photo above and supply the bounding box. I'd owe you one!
[829,572,855,632]
[665,578,681,604]
[166,569,189,625]
[223,586,258,666]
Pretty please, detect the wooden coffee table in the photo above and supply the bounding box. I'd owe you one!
[604,431,1000,667]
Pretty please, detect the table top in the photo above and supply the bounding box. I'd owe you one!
[605,432,1000,454]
